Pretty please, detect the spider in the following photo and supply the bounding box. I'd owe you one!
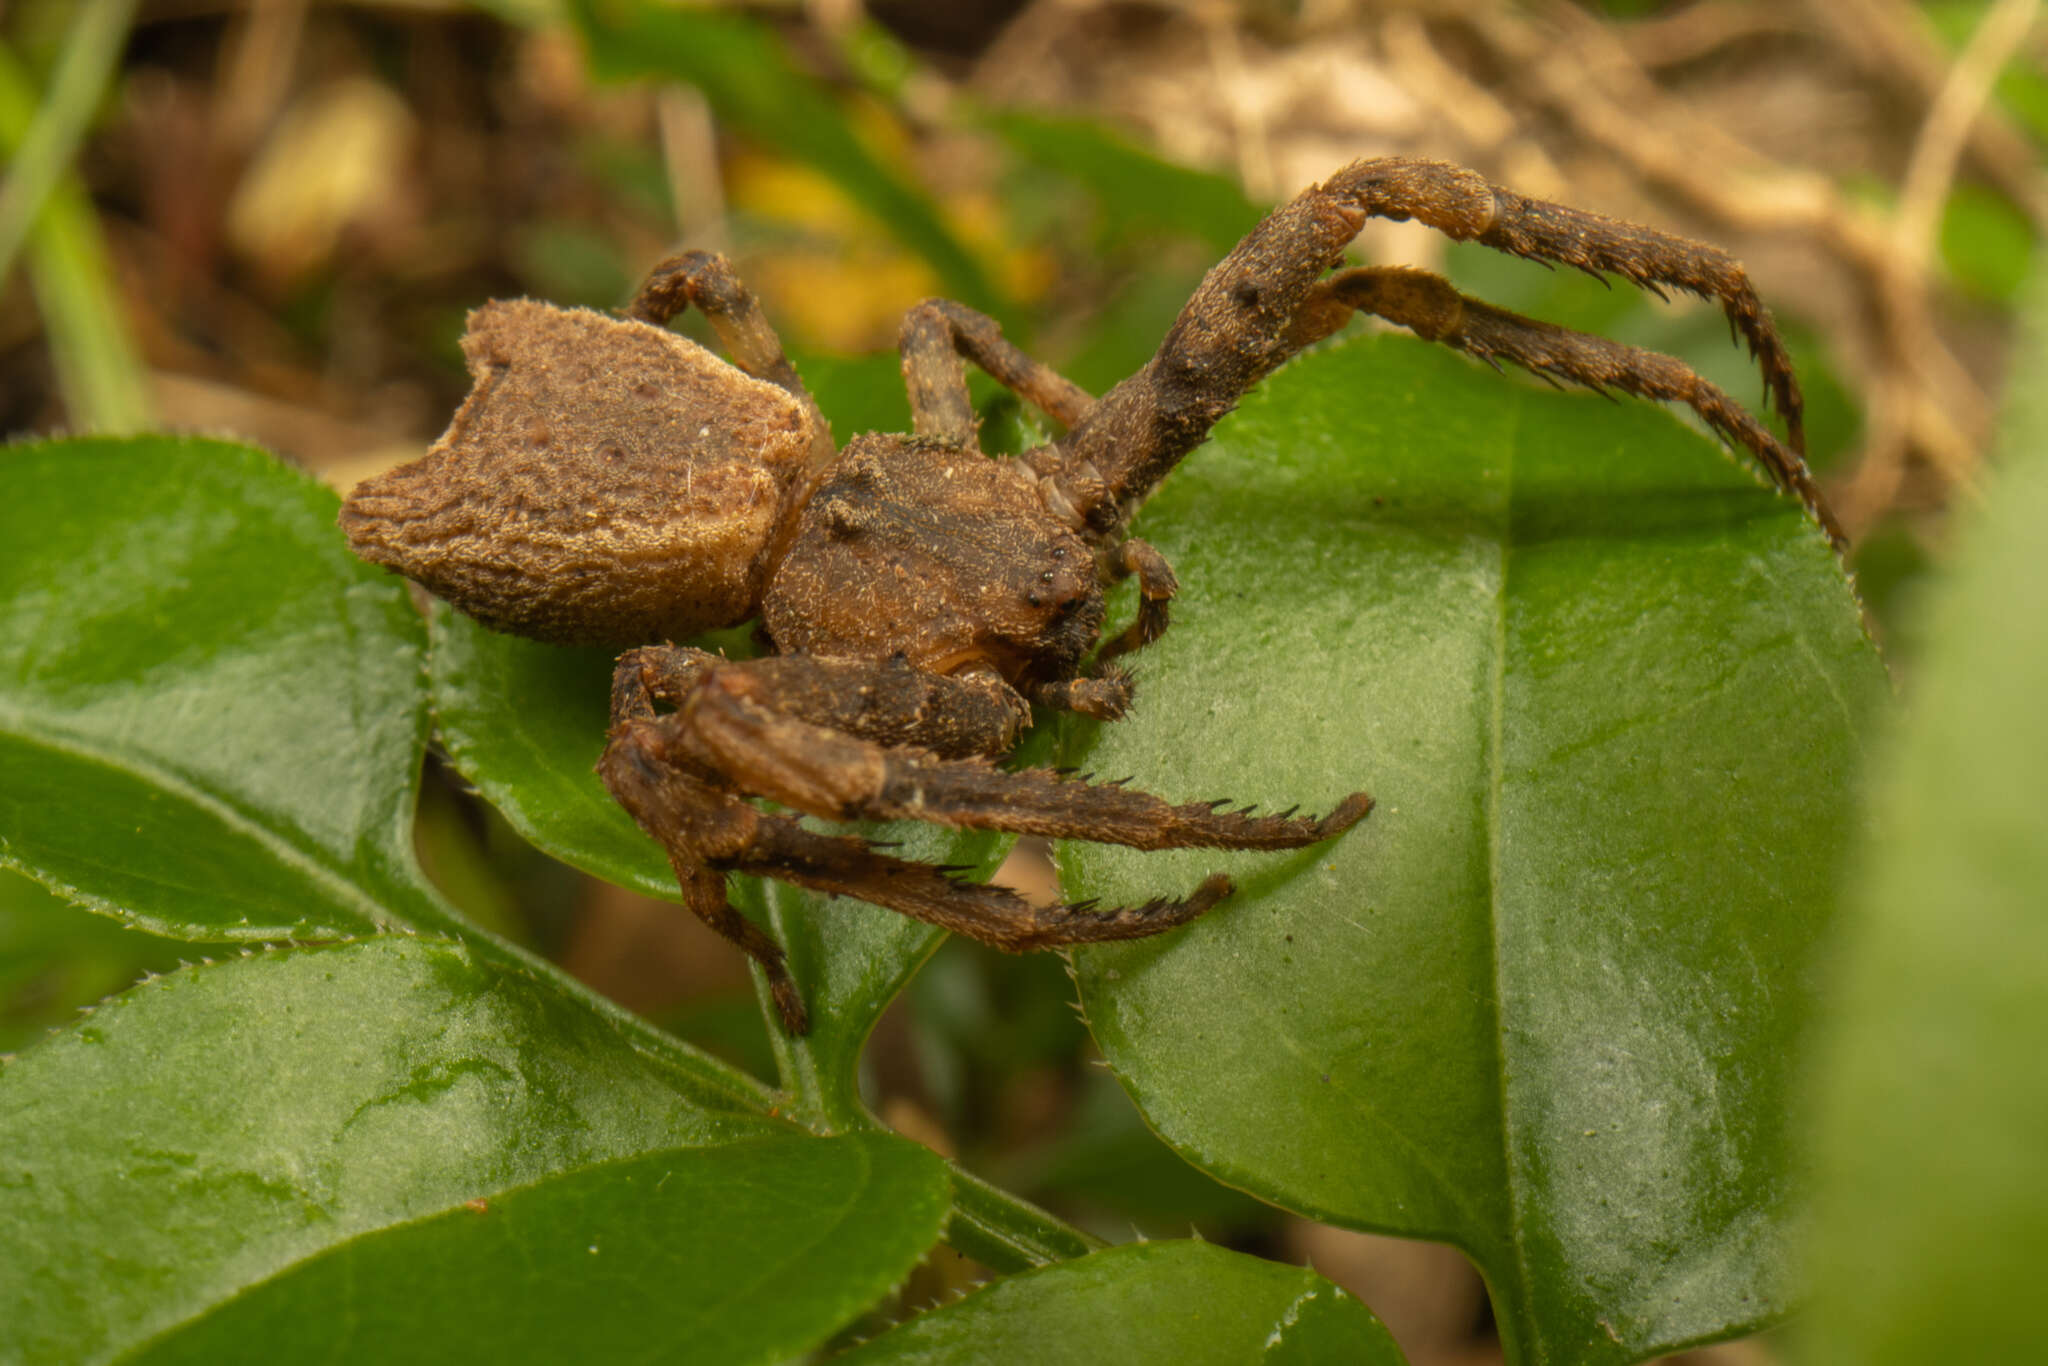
[340,157,1838,1035]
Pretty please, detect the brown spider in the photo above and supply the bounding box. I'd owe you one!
[340,158,1838,1035]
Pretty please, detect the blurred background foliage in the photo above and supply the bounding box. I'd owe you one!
[2,1,2041,1361]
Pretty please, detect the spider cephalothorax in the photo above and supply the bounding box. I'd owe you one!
[341,157,1837,1034]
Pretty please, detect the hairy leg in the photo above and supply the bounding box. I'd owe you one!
[1030,666,1135,721]
[596,738,810,1033]
[1098,537,1179,661]
[669,669,1372,849]
[731,813,1237,952]
[1293,265,1845,546]
[601,711,1253,1035]
[628,251,835,470]
[610,646,1030,758]
[1061,157,1829,541]
[898,299,1097,449]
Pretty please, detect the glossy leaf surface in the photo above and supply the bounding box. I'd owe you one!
[1801,284,2048,1366]
[838,1239,1405,1364]
[0,937,932,1364]
[0,436,434,937]
[132,1134,949,1366]
[1060,336,1887,1364]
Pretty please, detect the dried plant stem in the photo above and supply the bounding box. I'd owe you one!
[1841,0,2042,528]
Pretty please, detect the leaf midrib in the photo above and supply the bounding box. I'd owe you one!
[1483,391,1537,1362]
[0,700,413,934]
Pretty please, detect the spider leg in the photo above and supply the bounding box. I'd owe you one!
[898,299,1096,450]
[598,702,1254,1035]
[627,251,835,470]
[610,643,718,725]
[610,646,1031,756]
[730,814,1236,953]
[1294,266,1846,548]
[1317,159,1804,451]
[1098,537,1178,661]
[594,745,811,1034]
[1060,157,1833,543]
[599,653,1368,1032]
[668,667,1372,850]
[1030,666,1134,721]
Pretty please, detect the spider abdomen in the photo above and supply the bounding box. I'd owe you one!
[340,299,822,645]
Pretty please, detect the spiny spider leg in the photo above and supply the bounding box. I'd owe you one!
[599,704,1255,1035]
[1292,265,1846,547]
[1029,667,1135,721]
[665,667,1372,849]
[731,815,1236,953]
[628,250,836,470]
[1062,157,1831,543]
[898,299,1096,450]
[1321,158,1805,451]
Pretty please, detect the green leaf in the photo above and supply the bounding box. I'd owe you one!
[1060,336,1887,1365]
[132,1136,948,1366]
[0,936,957,1365]
[0,434,767,1105]
[565,0,1005,321]
[0,43,152,432]
[1939,181,2035,304]
[0,436,435,937]
[430,613,666,896]
[1799,275,2048,1366]
[0,866,186,1055]
[835,1239,1405,1364]
[982,111,1263,257]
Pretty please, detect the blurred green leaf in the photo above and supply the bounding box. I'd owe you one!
[1800,272,2048,1366]
[0,44,150,431]
[1062,335,1887,1365]
[983,111,1262,257]
[836,1239,1406,1364]
[129,1131,948,1365]
[1939,181,2035,303]
[0,936,952,1365]
[566,0,1005,320]
[0,1,138,289]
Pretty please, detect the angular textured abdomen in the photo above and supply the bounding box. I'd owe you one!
[340,299,822,645]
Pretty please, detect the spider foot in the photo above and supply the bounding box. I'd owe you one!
[1020,873,1235,949]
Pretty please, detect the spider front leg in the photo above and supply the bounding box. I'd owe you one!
[898,299,1096,449]
[1288,266,1846,547]
[596,741,813,1034]
[603,714,1243,1037]
[598,653,1371,1033]
[668,664,1370,851]
[1059,156,1837,545]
